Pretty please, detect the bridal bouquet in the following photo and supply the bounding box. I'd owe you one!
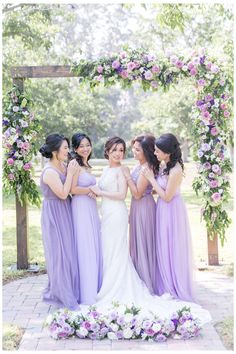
[45,303,202,342]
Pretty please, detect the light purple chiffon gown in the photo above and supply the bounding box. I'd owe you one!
[40,165,79,310]
[154,169,196,302]
[129,165,156,294]
[71,171,103,305]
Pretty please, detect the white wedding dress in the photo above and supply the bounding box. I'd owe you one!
[94,166,211,324]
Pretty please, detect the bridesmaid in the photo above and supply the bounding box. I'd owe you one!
[142,133,196,302]
[39,133,80,310]
[70,132,103,305]
[122,134,158,294]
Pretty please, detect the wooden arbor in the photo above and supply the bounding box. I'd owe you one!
[11,65,219,269]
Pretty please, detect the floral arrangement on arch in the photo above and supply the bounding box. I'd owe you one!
[2,85,41,207]
[45,302,201,341]
[72,46,233,245]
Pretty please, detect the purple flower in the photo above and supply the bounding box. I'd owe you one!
[197,79,206,86]
[155,333,167,342]
[3,119,9,126]
[97,65,103,74]
[116,331,124,339]
[89,332,97,340]
[144,70,153,80]
[203,162,211,170]
[212,164,220,173]
[200,56,206,65]
[197,150,204,158]
[112,60,121,69]
[196,100,204,106]
[145,328,155,336]
[201,143,211,151]
[202,111,210,118]
[119,51,126,59]
[187,62,194,70]
[205,94,213,102]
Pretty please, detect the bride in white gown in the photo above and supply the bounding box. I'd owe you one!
[90,137,211,325]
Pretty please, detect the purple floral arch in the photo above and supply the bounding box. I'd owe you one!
[3,47,232,269]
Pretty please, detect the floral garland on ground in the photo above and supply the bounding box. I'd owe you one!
[45,303,201,341]
[72,47,233,245]
[2,85,41,207]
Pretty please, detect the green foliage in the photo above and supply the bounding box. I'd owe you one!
[2,86,41,207]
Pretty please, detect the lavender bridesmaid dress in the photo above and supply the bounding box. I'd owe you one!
[129,165,156,294]
[40,165,79,310]
[71,171,103,305]
[154,170,196,302]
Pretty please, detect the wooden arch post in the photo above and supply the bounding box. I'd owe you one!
[11,65,219,268]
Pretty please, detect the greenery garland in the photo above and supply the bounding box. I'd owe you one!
[3,85,41,207]
[72,47,233,245]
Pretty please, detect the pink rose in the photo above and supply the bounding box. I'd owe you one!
[220,103,227,110]
[119,51,126,59]
[127,62,136,71]
[224,110,230,117]
[97,65,103,74]
[120,70,128,79]
[23,162,32,171]
[187,62,194,70]
[176,60,183,69]
[7,158,14,165]
[210,127,219,136]
[190,68,197,76]
[209,180,219,188]
[151,65,160,74]
[211,192,221,203]
[8,173,15,180]
[96,75,103,82]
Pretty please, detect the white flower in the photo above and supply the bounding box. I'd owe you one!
[110,323,119,332]
[77,327,88,336]
[124,313,133,323]
[182,65,188,71]
[15,161,23,168]
[123,328,133,339]
[107,332,118,340]
[152,323,162,332]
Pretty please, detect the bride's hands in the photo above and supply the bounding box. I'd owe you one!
[90,185,102,196]
[141,167,155,182]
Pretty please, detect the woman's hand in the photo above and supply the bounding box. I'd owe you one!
[67,160,80,176]
[90,185,102,196]
[141,167,155,182]
[88,191,97,199]
[121,165,131,180]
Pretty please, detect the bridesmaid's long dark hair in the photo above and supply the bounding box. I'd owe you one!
[155,133,184,175]
[131,134,159,175]
[71,132,92,168]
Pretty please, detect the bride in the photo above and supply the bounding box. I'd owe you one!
[90,136,211,324]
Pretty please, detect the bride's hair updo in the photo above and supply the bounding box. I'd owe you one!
[71,132,92,168]
[131,134,159,175]
[155,133,184,175]
[39,133,69,159]
[104,137,126,159]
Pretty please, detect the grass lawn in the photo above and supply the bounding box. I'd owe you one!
[2,159,233,284]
